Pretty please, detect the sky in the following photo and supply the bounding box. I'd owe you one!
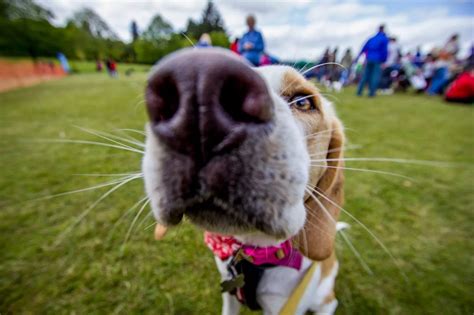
[39,0,474,60]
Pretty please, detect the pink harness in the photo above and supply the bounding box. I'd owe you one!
[204,231,302,270]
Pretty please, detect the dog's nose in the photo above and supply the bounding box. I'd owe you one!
[146,48,273,164]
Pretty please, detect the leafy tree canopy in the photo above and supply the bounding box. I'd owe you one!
[185,1,226,39]
[130,20,139,42]
[0,0,54,21]
[69,8,119,39]
[143,14,173,41]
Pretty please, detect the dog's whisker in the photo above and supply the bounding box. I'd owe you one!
[115,128,146,136]
[136,210,154,231]
[319,92,340,103]
[310,157,465,168]
[305,127,356,139]
[74,126,145,149]
[144,221,157,231]
[339,230,374,275]
[305,130,336,139]
[326,145,361,154]
[297,60,314,74]
[107,195,149,241]
[310,164,414,180]
[304,187,374,275]
[32,174,139,201]
[99,130,145,148]
[309,186,409,281]
[133,99,146,111]
[73,172,143,177]
[113,129,145,146]
[123,198,151,245]
[300,62,346,77]
[181,32,196,47]
[303,204,334,238]
[304,187,337,226]
[53,174,142,246]
[35,139,144,154]
[281,62,346,94]
[311,145,363,156]
[288,94,319,106]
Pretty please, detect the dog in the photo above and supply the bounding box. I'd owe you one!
[143,48,345,314]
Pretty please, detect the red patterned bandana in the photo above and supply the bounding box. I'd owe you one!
[204,231,242,260]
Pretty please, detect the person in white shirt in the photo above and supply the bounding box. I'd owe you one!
[379,37,400,93]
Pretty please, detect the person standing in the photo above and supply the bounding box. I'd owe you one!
[340,48,353,85]
[443,34,460,59]
[96,59,103,72]
[379,37,400,92]
[106,59,118,78]
[315,47,331,81]
[238,15,265,66]
[328,47,339,83]
[356,24,389,97]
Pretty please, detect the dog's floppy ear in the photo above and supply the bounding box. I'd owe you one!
[296,118,345,261]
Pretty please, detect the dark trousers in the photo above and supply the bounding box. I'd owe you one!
[357,61,382,97]
[379,66,396,89]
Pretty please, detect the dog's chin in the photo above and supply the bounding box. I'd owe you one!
[154,198,296,241]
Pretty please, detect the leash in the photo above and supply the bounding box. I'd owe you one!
[278,261,318,315]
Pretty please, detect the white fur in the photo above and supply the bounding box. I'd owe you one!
[215,255,338,315]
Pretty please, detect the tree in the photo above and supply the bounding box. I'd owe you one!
[69,8,118,39]
[130,20,139,42]
[185,0,226,39]
[201,1,225,33]
[0,0,60,59]
[143,14,173,41]
[0,0,53,21]
[209,31,229,48]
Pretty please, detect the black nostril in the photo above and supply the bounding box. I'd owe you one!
[146,75,180,123]
[219,76,270,124]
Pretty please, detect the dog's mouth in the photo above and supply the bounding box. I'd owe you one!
[185,199,253,234]
[157,192,286,238]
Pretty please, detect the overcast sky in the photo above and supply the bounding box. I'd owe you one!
[39,0,474,60]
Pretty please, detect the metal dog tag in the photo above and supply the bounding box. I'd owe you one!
[220,274,245,292]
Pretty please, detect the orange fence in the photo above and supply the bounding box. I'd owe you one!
[0,59,66,93]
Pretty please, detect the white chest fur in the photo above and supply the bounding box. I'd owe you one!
[214,255,339,315]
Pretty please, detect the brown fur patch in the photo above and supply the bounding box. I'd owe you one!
[282,67,345,261]
[323,291,336,304]
[296,117,344,261]
[320,250,337,280]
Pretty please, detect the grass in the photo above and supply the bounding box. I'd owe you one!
[0,73,473,314]
[68,61,151,74]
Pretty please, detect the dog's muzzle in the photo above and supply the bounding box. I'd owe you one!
[145,48,279,231]
[146,48,273,164]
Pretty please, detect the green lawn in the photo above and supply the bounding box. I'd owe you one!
[68,61,151,74]
[0,73,473,314]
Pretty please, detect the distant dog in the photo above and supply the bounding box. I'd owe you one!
[143,48,345,314]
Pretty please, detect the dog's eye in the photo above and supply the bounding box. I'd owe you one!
[288,95,315,111]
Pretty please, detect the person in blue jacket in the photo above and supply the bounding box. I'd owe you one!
[356,24,389,97]
[239,15,265,66]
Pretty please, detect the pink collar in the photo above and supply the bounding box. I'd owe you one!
[204,232,303,270]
